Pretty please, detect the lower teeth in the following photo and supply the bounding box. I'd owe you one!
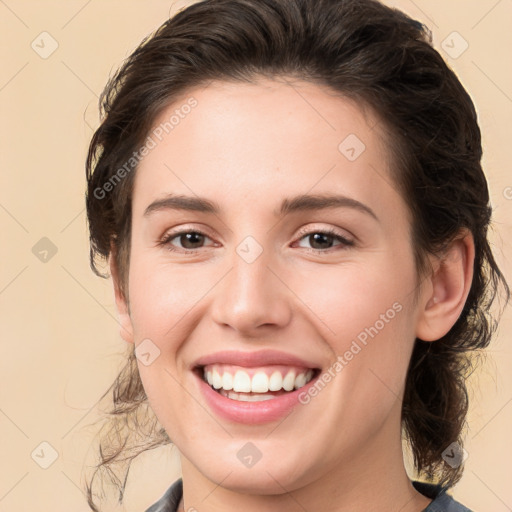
[217,388,282,401]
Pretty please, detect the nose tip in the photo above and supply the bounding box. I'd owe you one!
[210,256,292,335]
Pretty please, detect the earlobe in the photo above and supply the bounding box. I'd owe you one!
[109,243,134,344]
[416,230,475,342]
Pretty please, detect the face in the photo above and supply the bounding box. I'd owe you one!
[117,78,430,494]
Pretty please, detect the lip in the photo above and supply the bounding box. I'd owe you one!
[192,349,321,369]
[192,350,322,424]
[194,369,320,424]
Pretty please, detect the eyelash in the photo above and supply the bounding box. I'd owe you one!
[158,227,354,254]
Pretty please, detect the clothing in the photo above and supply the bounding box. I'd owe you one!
[413,481,473,511]
[145,478,473,511]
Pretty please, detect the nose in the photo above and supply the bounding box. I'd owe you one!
[210,247,292,336]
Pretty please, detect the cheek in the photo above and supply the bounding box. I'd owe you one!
[292,252,417,402]
[292,254,414,344]
[127,257,217,339]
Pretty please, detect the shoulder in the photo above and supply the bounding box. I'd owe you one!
[413,481,473,512]
[145,479,183,512]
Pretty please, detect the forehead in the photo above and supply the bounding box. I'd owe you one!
[132,78,400,218]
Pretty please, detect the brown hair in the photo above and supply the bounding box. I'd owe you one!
[85,0,509,508]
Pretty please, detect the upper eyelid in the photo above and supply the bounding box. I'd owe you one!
[160,225,215,241]
[295,225,353,240]
[161,224,351,238]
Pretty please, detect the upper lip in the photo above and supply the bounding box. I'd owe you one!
[192,349,321,369]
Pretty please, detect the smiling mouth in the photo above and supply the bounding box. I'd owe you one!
[195,364,320,402]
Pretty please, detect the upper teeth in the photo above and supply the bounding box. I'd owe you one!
[203,365,314,393]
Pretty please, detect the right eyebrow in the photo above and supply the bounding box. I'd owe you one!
[144,194,220,217]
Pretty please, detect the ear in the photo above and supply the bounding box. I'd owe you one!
[110,242,134,344]
[415,230,475,342]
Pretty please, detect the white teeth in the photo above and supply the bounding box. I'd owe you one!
[268,371,283,391]
[233,370,252,392]
[212,370,222,389]
[251,372,269,393]
[222,371,233,390]
[219,389,276,401]
[237,393,275,402]
[282,371,296,391]
[294,372,306,389]
[203,367,315,394]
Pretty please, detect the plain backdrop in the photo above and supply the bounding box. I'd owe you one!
[1,1,511,511]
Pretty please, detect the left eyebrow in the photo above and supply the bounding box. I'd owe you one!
[276,193,379,221]
[143,192,378,222]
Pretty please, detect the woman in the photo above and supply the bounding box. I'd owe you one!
[85,0,509,510]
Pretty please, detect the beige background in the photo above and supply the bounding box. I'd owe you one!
[1,1,511,511]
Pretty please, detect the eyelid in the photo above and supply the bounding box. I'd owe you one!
[294,225,354,244]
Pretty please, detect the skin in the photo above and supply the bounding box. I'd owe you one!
[111,77,474,512]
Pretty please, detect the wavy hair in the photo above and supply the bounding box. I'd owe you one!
[84,0,509,508]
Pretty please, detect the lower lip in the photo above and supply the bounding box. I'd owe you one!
[195,371,319,424]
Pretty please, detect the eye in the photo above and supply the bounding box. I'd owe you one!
[159,229,215,252]
[294,228,354,253]
[158,227,354,254]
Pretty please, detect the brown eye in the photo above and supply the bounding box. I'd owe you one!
[307,233,336,250]
[176,232,206,249]
[295,228,354,252]
[160,230,214,252]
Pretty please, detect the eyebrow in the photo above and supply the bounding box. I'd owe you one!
[144,193,378,221]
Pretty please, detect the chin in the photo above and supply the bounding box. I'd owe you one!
[191,448,314,495]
